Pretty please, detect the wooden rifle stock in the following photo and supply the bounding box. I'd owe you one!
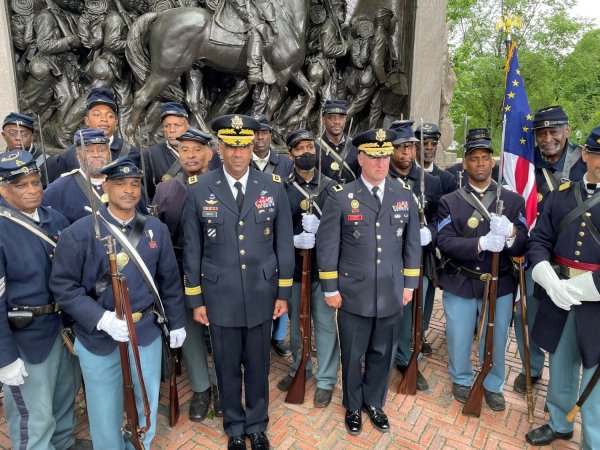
[398,208,425,395]
[108,250,150,449]
[285,248,312,404]
[515,257,534,424]
[462,251,499,417]
[169,349,180,427]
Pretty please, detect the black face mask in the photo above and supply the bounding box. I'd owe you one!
[294,152,316,170]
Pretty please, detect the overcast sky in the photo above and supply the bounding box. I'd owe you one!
[572,0,600,26]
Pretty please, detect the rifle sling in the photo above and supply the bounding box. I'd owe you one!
[554,185,600,245]
[0,206,57,248]
[318,138,356,181]
[457,188,495,237]
[98,213,170,335]
[73,171,105,211]
[291,180,323,216]
[166,160,182,179]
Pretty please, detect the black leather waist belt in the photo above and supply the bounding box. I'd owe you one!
[11,302,61,316]
[446,261,510,281]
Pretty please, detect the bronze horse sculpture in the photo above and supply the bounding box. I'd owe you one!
[124,2,315,139]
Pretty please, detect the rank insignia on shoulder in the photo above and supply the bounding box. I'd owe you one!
[272,174,282,183]
[559,181,571,191]
[333,184,344,192]
[188,175,198,185]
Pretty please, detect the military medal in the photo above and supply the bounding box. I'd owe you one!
[331,161,340,171]
[100,193,109,203]
[467,217,479,228]
[537,192,543,202]
[162,174,172,181]
[353,230,361,239]
[396,228,403,237]
[351,199,359,209]
[116,251,129,268]
[300,199,310,211]
[264,227,271,236]
[146,230,157,248]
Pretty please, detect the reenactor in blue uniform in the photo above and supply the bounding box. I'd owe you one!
[316,100,360,184]
[0,151,84,449]
[153,127,221,421]
[525,126,600,448]
[50,158,186,449]
[44,128,112,223]
[388,120,442,390]
[415,122,457,196]
[2,112,54,186]
[48,88,140,182]
[513,105,586,395]
[437,140,528,411]
[250,114,293,358]
[144,102,221,200]
[317,128,421,435]
[276,128,339,408]
[182,114,294,450]
[446,128,500,187]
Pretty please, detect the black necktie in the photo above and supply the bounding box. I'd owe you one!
[587,183,597,193]
[234,181,244,211]
[372,186,381,210]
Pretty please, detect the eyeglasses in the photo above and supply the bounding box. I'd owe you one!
[4,130,32,138]
[394,143,416,151]
[80,146,109,155]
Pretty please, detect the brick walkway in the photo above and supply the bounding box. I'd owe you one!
[0,291,583,449]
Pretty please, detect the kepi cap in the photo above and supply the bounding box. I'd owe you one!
[322,100,347,116]
[74,128,110,147]
[415,122,441,139]
[286,128,314,149]
[100,157,143,180]
[2,112,35,131]
[253,114,271,131]
[86,88,118,113]
[584,126,600,153]
[177,127,213,145]
[532,105,568,130]
[464,139,493,155]
[160,102,189,120]
[390,120,419,145]
[0,150,39,182]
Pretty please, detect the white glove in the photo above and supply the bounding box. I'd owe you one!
[97,310,130,342]
[479,232,505,253]
[294,231,315,249]
[302,213,320,234]
[565,271,600,302]
[169,328,186,348]
[532,261,582,311]
[490,214,514,238]
[0,358,28,386]
[420,227,432,246]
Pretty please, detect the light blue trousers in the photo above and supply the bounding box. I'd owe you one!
[547,310,600,450]
[74,336,161,450]
[442,291,513,393]
[287,281,339,389]
[4,334,80,450]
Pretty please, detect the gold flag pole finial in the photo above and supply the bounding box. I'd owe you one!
[495,13,523,39]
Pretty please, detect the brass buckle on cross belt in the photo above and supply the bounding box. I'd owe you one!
[558,265,588,279]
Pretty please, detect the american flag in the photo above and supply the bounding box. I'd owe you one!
[501,41,537,228]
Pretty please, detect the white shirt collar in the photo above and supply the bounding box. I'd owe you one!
[107,206,135,226]
[21,209,40,222]
[223,167,250,195]
[252,151,270,171]
[469,182,492,194]
[360,176,385,201]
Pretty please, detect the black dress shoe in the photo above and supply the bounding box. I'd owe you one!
[277,374,293,392]
[362,404,390,433]
[189,387,211,422]
[525,424,573,446]
[397,364,429,391]
[421,337,433,355]
[484,389,505,411]
[451,383,470,403]
[247,431,270,450]
[271,339,292,357]
[345,409,362,435]
[212,384,222,417]
[513,373,540,394]
[228,434,246,450]
[313,388,333,408]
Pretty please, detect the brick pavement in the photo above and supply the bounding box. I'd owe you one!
[0,292,583,449]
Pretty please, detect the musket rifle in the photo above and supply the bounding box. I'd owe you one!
[398,118,426,395]
[462,115,507,417]
[36,114,50,185]
[80,132,151,447]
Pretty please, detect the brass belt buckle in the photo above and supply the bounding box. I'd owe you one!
[480,273,490,282]
[131,312,143,323]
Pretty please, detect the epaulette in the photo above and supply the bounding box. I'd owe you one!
[272,174,282,183]
[559,181,571,191]
[333,184,344,192]
[187,175,198,185]
[60,168,79,177]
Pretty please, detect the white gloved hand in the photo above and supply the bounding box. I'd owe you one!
[97,310,130,342]
[532,261,582,310]
[0,358,28,386]
[420,227,432,246]
[169,328,186,348]
[565,271,600,302]
[302,213,320,234]
[293,231,316,249]
[479,232,505,253]
[490,214,514,238]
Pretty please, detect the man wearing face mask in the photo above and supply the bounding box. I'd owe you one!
[251,114,294,358]
[276,129,339,408]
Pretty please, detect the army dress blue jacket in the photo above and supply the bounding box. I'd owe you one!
[316,178,422,318]
[437,183,528,299]
[182,168,295,329]
[529,181,600,367]
[50,206,185,356]
[0,201,69,367]
[284,169,337,281]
